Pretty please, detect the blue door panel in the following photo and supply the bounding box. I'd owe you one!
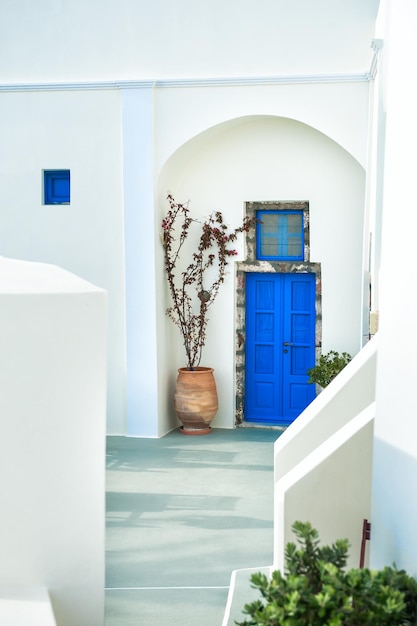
[255,382,274,408]
[291,280,311,310]
[291,346,310,375]
[292,314,310,342]
[289,383,311,410]
[245,272,316,425]
[255,345,274,374]
[256,280,274,309]
[255,313,274,341]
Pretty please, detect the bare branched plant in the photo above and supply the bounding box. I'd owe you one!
[161,194,254,369]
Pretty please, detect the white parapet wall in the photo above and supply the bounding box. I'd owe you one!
[274,335,377,481]
[0,588,56,626]
[274,337,377,571]
[275,404,375,571]
[0,257,107,626]
[223,339,377,625]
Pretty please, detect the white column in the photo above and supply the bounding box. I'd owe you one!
[370,0,417,574]
[122,87,159,437]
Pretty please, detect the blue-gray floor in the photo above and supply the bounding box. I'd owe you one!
[105,427,280,626]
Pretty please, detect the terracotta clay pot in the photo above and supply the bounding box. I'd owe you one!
[174,367,218,435]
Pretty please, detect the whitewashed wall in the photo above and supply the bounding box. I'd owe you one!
[0,86,369,436]
[0,0,378,82]
[0,0,379,435]
[273,339,377,572]
[370,0,417,576]
[156,115,365,430]
[154,82,370,173]
[0,258,106,626]
[0,89,126,434]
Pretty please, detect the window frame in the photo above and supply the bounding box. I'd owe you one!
[256,209,305,261]
[43,170,70,205]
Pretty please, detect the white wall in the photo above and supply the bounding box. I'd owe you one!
[0,0,379,436]
[0,82,369,436]
[0,0,378,82]
[121,88,161,437]
[370,0,417,576]
[0,89,126,434]
[154,82,371,173]
[273,339,376,571]
[276,406,374,571]
[0,257,107,626]
[274,337,377,480]
[156,115,365,430]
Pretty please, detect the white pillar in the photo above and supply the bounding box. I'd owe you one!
[370,0,417,575]
[121,87,159,436]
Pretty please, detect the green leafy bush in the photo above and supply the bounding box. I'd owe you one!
[236,521,417,626]
[307,351,352,388]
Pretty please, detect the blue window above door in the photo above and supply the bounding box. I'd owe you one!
[44,170,70,204]
[256,210,304,261]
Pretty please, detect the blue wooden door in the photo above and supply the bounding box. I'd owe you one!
[245,273,316,425]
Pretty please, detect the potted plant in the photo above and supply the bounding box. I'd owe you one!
[307,350,352,390]
[161,194,254,434]
[237,521,417,625]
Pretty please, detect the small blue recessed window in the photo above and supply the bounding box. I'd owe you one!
[44,170,70,205]
[256,210,304,261]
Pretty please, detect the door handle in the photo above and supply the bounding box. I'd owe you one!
[283,342,294,346]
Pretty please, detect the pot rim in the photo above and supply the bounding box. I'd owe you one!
[178,366,214,373]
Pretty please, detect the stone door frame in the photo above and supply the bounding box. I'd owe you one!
[234,201,322,426]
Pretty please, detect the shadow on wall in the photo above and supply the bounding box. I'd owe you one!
[370,437,417,575]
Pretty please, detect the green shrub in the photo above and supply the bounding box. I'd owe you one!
[307,351,352,388]
[236,521,417,626]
